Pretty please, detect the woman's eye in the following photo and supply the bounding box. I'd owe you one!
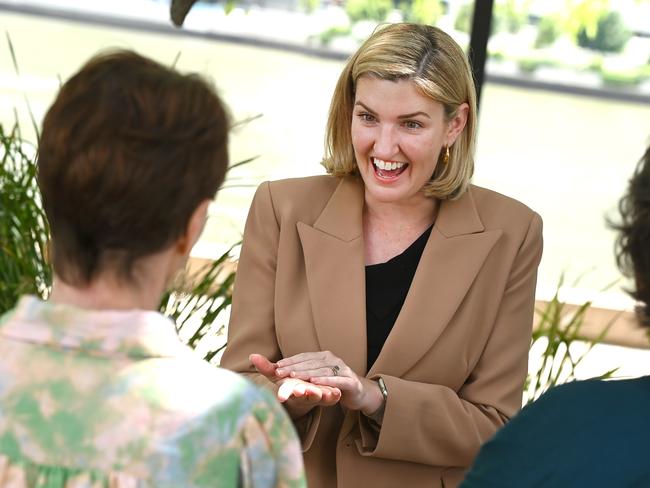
[404,120,422,129]
[358,113,375,123]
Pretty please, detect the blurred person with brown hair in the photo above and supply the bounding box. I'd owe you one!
[0,50,305,487]
[221,23,543,488]
[462,145,650,487]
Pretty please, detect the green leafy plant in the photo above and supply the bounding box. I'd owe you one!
[0,123,51,312]
[159,243,238,363]
[524,274,619,405]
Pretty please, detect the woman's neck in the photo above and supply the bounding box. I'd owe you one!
[362,192,439,265]
[49,251,175,312]
[49,275,164,311]
[363,192,438,233]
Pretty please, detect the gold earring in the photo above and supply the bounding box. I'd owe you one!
[442,146,450,165]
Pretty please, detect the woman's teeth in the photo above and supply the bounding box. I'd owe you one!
[373,158,405,170]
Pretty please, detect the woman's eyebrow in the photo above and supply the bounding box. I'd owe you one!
[354,101,376,114]
[354,101,431,120]
[398,111,431,119]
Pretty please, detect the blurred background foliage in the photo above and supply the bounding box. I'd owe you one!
[2,0,647,386]
[176,0,650,89]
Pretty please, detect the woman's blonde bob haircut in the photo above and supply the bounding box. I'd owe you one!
[323,23,477,200]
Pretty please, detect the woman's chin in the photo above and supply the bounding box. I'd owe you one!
[363,184,409,205]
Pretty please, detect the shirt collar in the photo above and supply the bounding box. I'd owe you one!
[0,296,192,359]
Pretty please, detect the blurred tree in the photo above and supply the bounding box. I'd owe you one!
[493,0,530,34]
[577,11,631,53]
[300,0,321,14]
[453,2,473,33]
[534,14,562,48]
[455,0,530,36]
[562,0,609,41]
[346,0,393,23]
[400,0,444,25]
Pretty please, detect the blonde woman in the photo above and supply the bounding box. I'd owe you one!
[222,23,543,488]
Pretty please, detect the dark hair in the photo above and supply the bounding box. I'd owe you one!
[610,145,650,327]
[38,49,230,285]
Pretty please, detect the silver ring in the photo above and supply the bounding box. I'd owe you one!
[331,365,340,376]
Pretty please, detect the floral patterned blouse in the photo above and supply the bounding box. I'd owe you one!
[0,296,306,487]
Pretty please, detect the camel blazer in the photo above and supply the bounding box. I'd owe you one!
[221,175,543,488]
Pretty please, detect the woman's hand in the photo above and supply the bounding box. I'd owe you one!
[249,353,341,419]
[276,351,384,415]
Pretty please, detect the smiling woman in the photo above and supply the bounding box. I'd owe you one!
[350,76,469,264]
[221,23,543,488]
[351,77,466,204]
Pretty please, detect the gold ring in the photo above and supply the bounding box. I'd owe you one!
[331,365,340,376]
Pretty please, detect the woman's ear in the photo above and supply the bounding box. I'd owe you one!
[175,199,211,256]
[445,102,469,146]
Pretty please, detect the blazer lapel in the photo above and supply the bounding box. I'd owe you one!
[297,177,368,376]
[368,187,502,378]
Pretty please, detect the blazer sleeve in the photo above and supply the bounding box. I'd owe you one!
[357,212,543,468]
[220,181,322,449]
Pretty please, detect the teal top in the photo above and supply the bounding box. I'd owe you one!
[0,296,306,487]
[462,376,650,487]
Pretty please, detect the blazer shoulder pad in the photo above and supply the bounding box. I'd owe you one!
[469,184,540,230]
[266,175,343,223]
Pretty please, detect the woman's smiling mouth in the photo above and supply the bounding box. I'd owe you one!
[372,157,409,180]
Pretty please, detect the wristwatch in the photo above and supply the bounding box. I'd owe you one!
[364,377,388,426]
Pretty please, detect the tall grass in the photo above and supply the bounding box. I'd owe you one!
[0,123,51,311]
[524,273,619,404]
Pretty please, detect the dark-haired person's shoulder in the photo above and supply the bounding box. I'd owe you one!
[126,355,303,486]
[461,376,650,488]
[522,375,650,419]
[128,353,281,418]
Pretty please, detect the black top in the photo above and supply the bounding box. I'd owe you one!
[365,225,433,372]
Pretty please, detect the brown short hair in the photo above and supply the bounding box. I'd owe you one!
[323,23,477,200]
[611,145,650,328]
[38,50,230,285]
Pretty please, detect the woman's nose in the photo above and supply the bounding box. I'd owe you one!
[373,125,398,158]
